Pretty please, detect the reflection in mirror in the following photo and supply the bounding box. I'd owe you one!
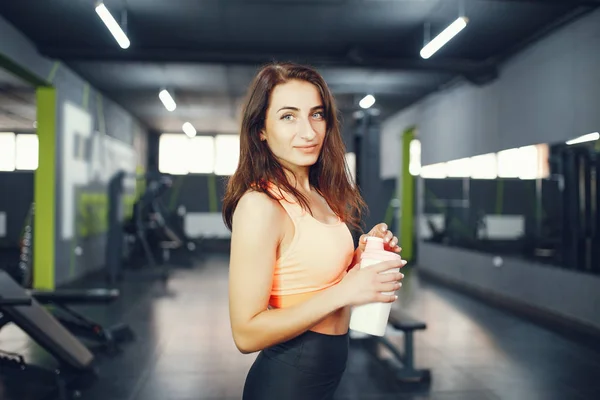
[416,133,600,276]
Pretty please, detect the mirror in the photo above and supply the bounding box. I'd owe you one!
[417,132,600,276]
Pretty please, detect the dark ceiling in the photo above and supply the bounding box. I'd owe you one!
[0,0,598,134]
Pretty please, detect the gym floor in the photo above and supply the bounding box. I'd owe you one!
[1,254,600,400]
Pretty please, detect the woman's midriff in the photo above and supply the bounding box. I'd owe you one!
[270,291,351,336]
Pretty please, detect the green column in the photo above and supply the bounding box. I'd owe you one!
[34,87,57,290]
[208,174,218,212]
[399,128,415,262]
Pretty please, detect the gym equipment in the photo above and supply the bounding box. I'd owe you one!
[29,288,135,353]
[0,270,97,400]
[556,144,600,274]
[0,294,31,306]
[354,308,431,383]
[108,171,169,283]
[105,170,131,285]
[4,203,136,352]
[107,171,193,284]
[595,153,600,272]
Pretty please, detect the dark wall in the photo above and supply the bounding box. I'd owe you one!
[53,69,148,286]
[0,172,33,246]
[0,172,33,275]
[0,14,149,286]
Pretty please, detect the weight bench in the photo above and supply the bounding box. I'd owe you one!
[0,295,32,307]
[0,270,97,400]
[362,308,431,383]
[27,288,135,353]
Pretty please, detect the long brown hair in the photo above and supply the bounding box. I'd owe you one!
[222,62,366,231]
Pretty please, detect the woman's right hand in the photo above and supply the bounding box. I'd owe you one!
[338,259,407,307]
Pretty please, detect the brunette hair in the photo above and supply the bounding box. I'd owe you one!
[222,62,366,231]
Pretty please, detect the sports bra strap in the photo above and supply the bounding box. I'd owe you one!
[278,198,304,219]
[267,184,304,219]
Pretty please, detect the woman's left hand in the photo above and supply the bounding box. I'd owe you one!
[358,222,401,254]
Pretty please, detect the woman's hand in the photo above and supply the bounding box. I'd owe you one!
[358,222,401,254]
[337,258,406,307]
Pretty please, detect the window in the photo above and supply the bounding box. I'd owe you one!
[420,162,447,179]
[214,135,239,176]
[496,148,521,178]
[470,153,497,179]
[497,144,549,180]
[0,132,16,172]
[15,134,39,170]
[159,134,190,175]
[446,158,472,178]
[419,145,549,181]
[345,152,356,185]
[188,136,215,174]
[158,133,240,175]
[0,132,38,171]
[409,139,421,176]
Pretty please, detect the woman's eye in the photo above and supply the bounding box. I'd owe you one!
[312,112,324,119]
[281,114,294,121]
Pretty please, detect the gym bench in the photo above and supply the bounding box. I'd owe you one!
[28,288,135,353]
[0,270,97,400]
[0,295,31,307]
[361,308,431,383]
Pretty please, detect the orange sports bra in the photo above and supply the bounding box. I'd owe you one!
[266,184,355,309]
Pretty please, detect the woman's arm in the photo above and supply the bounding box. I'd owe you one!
[228,191,348,354]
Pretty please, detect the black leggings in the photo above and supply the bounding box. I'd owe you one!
[242,330,349,400]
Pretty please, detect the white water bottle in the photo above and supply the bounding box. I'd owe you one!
[349,237,402,337]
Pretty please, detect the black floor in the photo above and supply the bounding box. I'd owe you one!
[2,254,600,400]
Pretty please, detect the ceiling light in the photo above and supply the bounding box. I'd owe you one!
[359,95,375,109]
[95,2,130,49]
[182,122,196,138]
[565,132,599,145]
[159,89,177,112]
[420,17,468,59]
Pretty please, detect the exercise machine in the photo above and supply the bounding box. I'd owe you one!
[0,293,31,306]
[3,203,135,353]
[555,144,600,274]
[0,270,97,400]
[106,171,194,284]
[28,288,134,353]
[107,171,170,283]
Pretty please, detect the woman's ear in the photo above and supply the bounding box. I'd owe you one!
[259,130,267,141]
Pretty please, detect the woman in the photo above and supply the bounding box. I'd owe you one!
[222,62,406,400]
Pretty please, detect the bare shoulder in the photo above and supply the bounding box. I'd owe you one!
[232,190,285,230]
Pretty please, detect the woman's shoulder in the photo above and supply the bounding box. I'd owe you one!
[236,188,283,218]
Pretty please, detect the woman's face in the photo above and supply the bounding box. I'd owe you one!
[260,79,327,172]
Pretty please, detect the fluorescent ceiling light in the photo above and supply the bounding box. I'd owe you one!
[420,17,468,59]
[359,95,375,109]
[565,132,599,145]
[159,89,177,112]
[182,122,196,138]
[95,2,130,49]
